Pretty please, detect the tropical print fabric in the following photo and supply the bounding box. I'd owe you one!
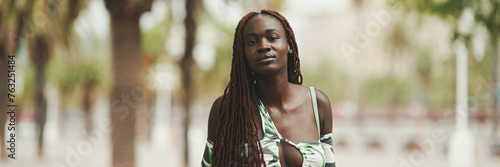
[201,87,336,167]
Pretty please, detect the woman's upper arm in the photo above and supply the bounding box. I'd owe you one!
[207,95,223,141]
[315,89,336,166]
[315,88,333,135]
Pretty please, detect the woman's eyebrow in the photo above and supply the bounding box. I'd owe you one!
[265,29,279,33]
[245,29,280,38]
[245,33,258,38]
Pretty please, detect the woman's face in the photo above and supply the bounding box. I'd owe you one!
[242,14,291,76]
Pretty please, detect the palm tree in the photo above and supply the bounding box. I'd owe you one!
[29,33,52,158]
[4,0,84,158]
[35,0,83,158]
[77,61,103,136]
[48,59,104,137]
[180,0,198,166]
[0,0,34,159]
[104,0,152,166]
[0,0,39,158]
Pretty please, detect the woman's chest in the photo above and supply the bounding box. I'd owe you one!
[266,106,319,143]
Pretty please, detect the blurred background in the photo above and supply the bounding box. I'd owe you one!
[1,0,500,166]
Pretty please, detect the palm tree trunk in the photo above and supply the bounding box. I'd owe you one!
[30,34,50,158]
[83,83,93,136]
[181,0,197,166]
[105,1,152,166]
[108,11,142,167]
[146,92,156,142]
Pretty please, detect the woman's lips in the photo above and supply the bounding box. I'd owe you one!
[258,55,276,63]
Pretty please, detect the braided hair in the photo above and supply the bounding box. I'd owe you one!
[211,9,302,166]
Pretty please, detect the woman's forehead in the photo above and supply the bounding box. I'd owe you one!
[243,14,285,36]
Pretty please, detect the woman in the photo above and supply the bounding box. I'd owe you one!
[201,9,336,167]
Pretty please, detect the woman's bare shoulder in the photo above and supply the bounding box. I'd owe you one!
[314,88,333,134]
[207,95,224,141]
[302,87,333,135]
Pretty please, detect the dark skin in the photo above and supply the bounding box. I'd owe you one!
[207,14,333,167]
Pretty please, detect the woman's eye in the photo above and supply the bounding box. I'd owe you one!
[248,40,257,46]
[268,37,278,42]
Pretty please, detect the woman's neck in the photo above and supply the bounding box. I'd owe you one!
[254,73,292,108]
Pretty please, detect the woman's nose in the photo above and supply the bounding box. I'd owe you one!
[257,40,271,53]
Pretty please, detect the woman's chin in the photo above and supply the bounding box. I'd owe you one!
[254,66,286,76]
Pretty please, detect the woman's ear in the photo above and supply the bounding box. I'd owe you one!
[288,45,292,54]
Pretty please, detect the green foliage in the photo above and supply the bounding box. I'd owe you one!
[302,57,347,103]
[428,78,455,108]
[193,10,235,98]
[46,53,106,107]
[362,75,415,108]
[19,64,36,105]
[142,15,172,60]
[268,0,285,11]
[391,0,470,20]
[428,57,456,108]
[194,27,233,98]
[46,58,79,95]
[388,0,500,110]
[416,48,432,79]
[468,44,493,109]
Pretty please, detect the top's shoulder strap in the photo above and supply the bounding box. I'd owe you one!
[309,87,320,138]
